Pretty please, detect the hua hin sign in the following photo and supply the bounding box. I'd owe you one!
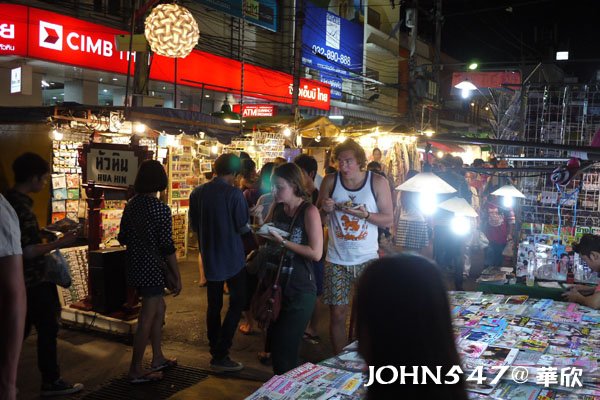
[82,144,152,189]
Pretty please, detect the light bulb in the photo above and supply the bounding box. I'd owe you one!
[461,88,470,99]
[451,215,471,235]
[502,196,514,208]
[52,129,63,141]
[283,127,291,137]
[134,123,146,134]
[418,193,437,215]
[211,145,219,154]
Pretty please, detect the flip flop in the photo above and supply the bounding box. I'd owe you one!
[129,371,163,384]
[151,358,177,372]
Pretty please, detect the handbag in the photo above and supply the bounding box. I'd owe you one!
[250,202,307,329]
[44,249,72,288]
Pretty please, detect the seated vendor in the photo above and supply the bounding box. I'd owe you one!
[562,234,600,309]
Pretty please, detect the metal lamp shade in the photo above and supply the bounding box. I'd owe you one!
[145,4,200,58]
[395,172,457,194]
[491,184,525,198]
[438,197,478,218]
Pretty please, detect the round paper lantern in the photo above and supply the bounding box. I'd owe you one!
[145,4,199,58]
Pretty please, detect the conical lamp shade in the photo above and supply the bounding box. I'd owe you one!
[491,184,525,198]
[396,172,457,194]
[438,197,478,218]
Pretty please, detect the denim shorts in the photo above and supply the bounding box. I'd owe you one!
[138,286,164,298]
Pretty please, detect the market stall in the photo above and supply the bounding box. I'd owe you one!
[246,292,600,399]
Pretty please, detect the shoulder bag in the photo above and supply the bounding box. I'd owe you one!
[45,249,72,288]
[250,201,308,329]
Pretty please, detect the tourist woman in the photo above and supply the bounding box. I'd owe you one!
[263,162,323,374]
[119,160,182,383]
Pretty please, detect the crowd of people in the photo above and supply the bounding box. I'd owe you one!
[2,141,600,398]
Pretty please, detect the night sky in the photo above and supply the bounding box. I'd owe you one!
[415,0,600,81]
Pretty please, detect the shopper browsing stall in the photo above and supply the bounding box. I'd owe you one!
[357,254,468,399]
[262,163,323,374]
[5,153,82,396]
[118,160,182,383]
[563,234,600,309]
[0,194,26,400]
[317,139,393,355]
[189,154,249,372]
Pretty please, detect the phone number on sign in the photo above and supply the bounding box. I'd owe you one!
[311,45,352,66]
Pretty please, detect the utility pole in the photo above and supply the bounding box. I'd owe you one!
[407,0,418,127]
[291,0,304,139]
[433,0,443,132]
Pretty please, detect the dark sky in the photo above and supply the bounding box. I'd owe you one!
[415,0,600,80]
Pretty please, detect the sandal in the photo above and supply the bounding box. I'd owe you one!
[129,371,163,384]
[151,358,177,372]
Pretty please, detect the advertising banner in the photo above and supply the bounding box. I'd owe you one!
[302,1,363,77]
[320,74,343,100]
[0,3,330,110]
[192,0,277,32]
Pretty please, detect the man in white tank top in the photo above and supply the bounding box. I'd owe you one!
[317,139,393,354]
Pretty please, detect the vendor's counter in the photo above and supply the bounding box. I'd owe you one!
[246,292,600,399]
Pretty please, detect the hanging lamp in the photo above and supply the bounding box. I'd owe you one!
[145,3,199,58]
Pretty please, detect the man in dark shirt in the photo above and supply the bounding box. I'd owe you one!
[189,153,248,372]
[5,153,82,396]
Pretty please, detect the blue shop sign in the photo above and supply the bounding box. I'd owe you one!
[302,1,363,77]
[320,74,343,100]
[193,0,277,32]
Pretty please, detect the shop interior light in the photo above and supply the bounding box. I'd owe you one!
[329,115,344,120]
[145,3,199,58]
[423,129,435,137]
[502,196,514,208]
[337,135,347,143]
[438,197,478,218]
[315,135,322,143]
[454,79,477,99]
[396,172,457,194]
[491,184,525,199]
[52,129,63,141]
[41,80,50,88]
[282,127,291,137]
[134,123,146,134]
[437,151,444,158]
[211,145,219,154]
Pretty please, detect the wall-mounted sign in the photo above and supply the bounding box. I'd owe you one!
[192,0,277,32]
[0,4,330,110]
[320,74,342,100]
[232,104,277,117]
[10,65,32,95]
[302,1,364,77]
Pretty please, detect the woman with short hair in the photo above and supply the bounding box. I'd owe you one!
[118,160,182,383]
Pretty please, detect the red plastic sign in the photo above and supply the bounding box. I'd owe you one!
[0,3,330,110]
[232,104,277,117]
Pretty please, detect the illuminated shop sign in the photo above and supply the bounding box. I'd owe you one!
[232,104,277,117]
[320,74,343,100]
[0,3,330,110]
[302,1,364,77]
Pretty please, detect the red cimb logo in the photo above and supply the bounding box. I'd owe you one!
[39,20,62,50]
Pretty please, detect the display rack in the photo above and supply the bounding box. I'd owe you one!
[51,139,86,223]
[514,84,600,240]
[167,145,195,259]
[57,246,89,307]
